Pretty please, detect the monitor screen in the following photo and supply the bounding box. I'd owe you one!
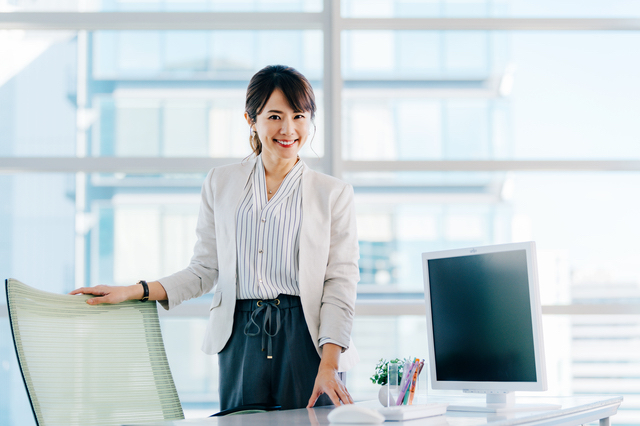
[422,242,547,393]
[428,250,536,382]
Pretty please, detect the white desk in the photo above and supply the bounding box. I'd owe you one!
[124,395,622,426]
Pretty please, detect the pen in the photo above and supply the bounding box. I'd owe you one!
[405,359,420,405]
[395,360,413,406]
[396,359,412,400]
[401,359,412,386]
[404,359,420,405]
[408,360,424,405]
[396,359,418,406]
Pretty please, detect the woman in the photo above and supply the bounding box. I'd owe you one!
[71,65,360,410]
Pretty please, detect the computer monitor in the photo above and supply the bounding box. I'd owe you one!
[422,241,552,412]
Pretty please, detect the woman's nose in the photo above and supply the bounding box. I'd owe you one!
[280,117,294,134]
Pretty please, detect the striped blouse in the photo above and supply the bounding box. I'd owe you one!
[235,155,303,300]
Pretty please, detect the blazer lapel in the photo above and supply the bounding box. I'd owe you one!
[215,158,256,289]
[298,164,326,345]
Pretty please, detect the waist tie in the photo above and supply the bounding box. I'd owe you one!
[243,298,281,359]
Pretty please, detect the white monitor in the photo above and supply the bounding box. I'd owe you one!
[422,241,551,412]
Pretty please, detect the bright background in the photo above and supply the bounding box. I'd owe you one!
[2,0,640,424]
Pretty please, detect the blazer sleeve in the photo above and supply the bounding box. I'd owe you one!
[157,168,220,310]
[318,183,359,348]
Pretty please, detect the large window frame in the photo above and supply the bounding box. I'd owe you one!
[2,1,640,308]
[4,8,640,421]
[1,6,640,284]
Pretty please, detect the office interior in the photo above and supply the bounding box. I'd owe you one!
[2,0,640,424]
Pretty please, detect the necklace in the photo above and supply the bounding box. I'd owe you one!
[267,180,282,195]
[265,156,299,196]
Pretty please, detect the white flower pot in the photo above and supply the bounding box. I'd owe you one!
[378,385,399,407]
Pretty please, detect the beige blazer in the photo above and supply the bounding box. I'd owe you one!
[158,158,360,372]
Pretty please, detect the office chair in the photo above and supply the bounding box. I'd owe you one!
[6,278,184,426]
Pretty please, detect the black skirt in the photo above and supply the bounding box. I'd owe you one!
[217,294,335,410]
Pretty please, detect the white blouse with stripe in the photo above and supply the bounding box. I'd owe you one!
[235,155,304,300]
[236,155,343,348]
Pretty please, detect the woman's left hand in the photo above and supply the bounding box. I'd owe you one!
[307,343,354,407]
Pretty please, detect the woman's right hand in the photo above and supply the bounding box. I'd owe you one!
[69,284,140,305]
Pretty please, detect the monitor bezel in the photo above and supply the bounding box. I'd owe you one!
[422,241,548,392]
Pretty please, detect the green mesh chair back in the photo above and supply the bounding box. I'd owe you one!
[6,278,184,426]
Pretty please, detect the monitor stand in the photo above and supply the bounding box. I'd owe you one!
[447,391,561,413]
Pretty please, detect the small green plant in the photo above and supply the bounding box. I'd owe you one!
[370,358,408,386]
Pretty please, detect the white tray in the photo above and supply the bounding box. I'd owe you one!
[377,403,449,421]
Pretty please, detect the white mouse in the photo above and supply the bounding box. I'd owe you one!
[327,404,385,424]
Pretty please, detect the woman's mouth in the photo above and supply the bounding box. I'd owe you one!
[274,139,297,147]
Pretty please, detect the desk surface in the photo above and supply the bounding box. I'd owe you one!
[124,395,622,426]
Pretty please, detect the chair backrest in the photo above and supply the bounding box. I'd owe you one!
[6,278,184,426]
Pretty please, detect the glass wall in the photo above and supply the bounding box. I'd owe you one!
[90,30,323,159]
[0,31,77,157]
[2,1,640,424]
[342,31,640,161]
[341,0,640,18]
[0,174,76,426]
[1,0,323,12]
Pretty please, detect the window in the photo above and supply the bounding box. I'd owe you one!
[2,2,640,423]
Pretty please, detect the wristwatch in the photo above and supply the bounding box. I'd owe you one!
[138,280,149,302]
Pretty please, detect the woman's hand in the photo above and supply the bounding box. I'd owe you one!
[70,281,167,305]
[307,343,354,407]
[69,285,139,305]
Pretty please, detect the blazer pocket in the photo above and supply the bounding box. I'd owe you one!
[210,290,223,310]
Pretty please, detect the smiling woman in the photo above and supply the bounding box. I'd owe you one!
[243,65,317,199]
[244,65,316,157]
[70,64,360,413]
[249,88,312,198]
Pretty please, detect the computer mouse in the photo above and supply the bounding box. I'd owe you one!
[327,404,385,424]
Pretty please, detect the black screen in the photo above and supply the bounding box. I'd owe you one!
[428,250,537,382]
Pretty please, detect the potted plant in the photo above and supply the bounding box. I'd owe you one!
[370,358,407,406]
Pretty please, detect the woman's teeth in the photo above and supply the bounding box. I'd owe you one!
[276,139,296,146]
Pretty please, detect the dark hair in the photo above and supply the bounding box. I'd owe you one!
[245,65,316,156]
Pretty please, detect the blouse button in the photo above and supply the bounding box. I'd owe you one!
[261,218,266,222]
[259,249,263,254]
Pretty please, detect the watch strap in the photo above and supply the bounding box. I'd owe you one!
[138,280,149,302]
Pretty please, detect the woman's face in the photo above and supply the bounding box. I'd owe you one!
[247,89,311,163]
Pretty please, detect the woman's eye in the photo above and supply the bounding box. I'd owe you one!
[269,115,280,120]
[295,114,306,119]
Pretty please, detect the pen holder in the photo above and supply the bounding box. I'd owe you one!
[380,361,425,406]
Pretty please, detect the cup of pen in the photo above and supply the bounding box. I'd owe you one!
[396,358,424,406]
[376,358,425,407]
